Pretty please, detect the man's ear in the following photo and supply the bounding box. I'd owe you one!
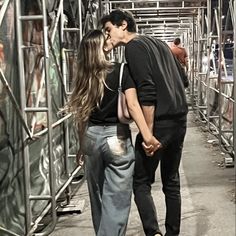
[121,20,128,31]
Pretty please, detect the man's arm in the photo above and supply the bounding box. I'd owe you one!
[125,88,160,152]
[141,105,163,155]
[141,105,155,133]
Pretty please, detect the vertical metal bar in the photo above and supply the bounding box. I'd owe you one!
[233,0,236,159]
[78,0,83,40]
[218,0,223,147]
[15,0,32,234]
[229,0,235,25]
[196,8,201,114]
[41,0,57,229]
[206,0,211,129]
[191,16,195,106]
[61,0,71,204]
[197,8,201,74]
[51,0,63,42]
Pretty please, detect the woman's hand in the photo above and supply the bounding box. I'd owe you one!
[76,149,85,166]
[142,136,162,156]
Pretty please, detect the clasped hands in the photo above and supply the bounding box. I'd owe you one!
[142,136,162,157]
[76,135,162,164]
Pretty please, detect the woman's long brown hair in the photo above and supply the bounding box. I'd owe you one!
[67,30,112,132]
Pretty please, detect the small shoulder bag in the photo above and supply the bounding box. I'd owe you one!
[117,63,133,124]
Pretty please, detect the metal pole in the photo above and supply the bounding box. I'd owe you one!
[233,0,236,159]
[43,0,57,224]
[218,0,223,147]
[191,15,195,106]
[196,8,201,114]
[15,0,32,233]
[206,0,211,129]
[78,0,83,40]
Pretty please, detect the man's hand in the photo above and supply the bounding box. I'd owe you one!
[142,136,162,156]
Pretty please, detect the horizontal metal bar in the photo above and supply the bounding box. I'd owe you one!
[197,106,207,109]
[20,15,43,21]
[63,49,75,52]
[221,80,234,84]
[136,17,192,22]
[103,0,207,2]
[221,130,233,133]
[68,154,76,158]
[63,28,80,32]
[103,0,206,2]
[25,107,49,112]
[21,45,36,49]
[138,23,192,27]
[209,76,218,79]
[209,115,219,118]
[111,6,206,11]
[30,195,52,200]
[145,27,190,30]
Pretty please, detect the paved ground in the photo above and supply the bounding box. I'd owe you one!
[50,111,235,236]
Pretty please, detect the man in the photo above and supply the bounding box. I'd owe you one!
[171,38,189,72]
[101,9,188,236]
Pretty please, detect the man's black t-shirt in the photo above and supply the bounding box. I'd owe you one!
[89,62,135,124]
[125,35,188,122]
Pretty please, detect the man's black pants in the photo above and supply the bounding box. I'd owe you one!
[133,120,187,236]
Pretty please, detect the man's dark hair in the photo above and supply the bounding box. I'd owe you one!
[173,38,181,45]
[101,9,137,33]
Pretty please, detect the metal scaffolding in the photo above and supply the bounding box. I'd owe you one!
[0,0,84,235]
[101,0,234,164]
[193,0,234,165]
[0,1,234,235]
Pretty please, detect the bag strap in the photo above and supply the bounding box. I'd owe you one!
[118,63,125,90]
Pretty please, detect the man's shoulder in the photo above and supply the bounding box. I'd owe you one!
[178,46,186,51]
[171,45,184,50]
[171,46,186,55]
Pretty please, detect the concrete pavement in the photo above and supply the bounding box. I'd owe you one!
[50,111,235,236]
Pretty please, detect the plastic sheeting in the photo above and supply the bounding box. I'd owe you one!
[0,0,79,235]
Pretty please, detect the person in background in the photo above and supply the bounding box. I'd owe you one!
[101,9,188,236]
[66,29,160,236]
[170,37,189,72]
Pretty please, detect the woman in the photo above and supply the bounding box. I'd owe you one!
[67,29,160,236]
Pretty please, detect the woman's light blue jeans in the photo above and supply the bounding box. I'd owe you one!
[82,123,135,236]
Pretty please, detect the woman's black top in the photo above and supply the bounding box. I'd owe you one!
[89,62,135,125]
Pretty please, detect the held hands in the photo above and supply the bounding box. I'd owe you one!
[142,136,162,157]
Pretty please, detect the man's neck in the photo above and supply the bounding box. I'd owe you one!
[124,32,138,44]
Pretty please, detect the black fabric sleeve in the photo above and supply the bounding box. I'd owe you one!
[122,64,136,92]
[125,40,156,105]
